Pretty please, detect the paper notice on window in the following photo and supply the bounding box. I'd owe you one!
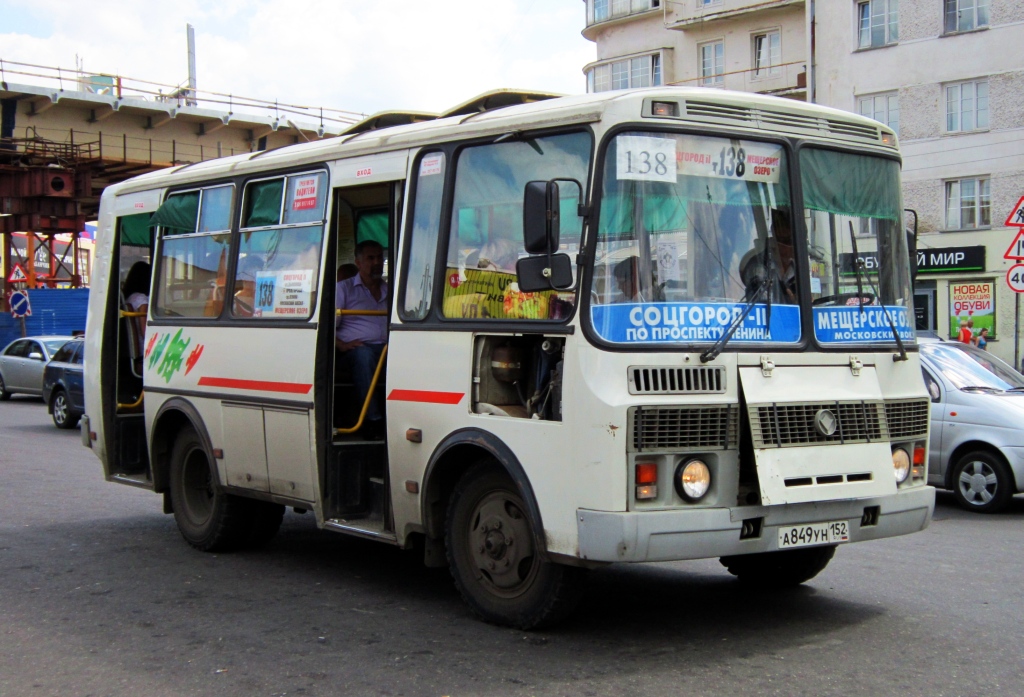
[292,177,319,211]
[419,154,444,177]
[616,135,677,183]
[254,270,314,318]
[675,136,783,184]
[657,241,680,282]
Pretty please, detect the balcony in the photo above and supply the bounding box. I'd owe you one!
[667,0,804,31]
[583,0,662,39]
[673,60,807,99]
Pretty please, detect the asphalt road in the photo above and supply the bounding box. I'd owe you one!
[2,396,1023,697]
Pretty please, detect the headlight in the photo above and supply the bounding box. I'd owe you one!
[675,459,711,501]
[892,448,910,483]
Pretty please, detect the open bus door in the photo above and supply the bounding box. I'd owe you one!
[100,211,154,480]
[322,178,403,539]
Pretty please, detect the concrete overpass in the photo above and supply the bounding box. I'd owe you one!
[1,59,362,296]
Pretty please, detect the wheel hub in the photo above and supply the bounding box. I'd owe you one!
[968,472,988,493]
[468,493,535,592]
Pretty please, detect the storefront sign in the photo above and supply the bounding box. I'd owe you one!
[840,245,985,276]
[949,281,996,340]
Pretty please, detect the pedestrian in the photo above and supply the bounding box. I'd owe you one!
[976,327,989,350]
[957,319,972,344]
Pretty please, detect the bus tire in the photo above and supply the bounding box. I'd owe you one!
[169,425,250,552]
[244,501,285,549]
[445,463,583,629]
[720,545,836,588]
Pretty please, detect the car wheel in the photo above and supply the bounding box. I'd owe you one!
[445,463,584,629]
[952,450,1014,513]
[169,425,251,552]
[720,545,836,588]
[0,373,10,401]
[50,390,80,429]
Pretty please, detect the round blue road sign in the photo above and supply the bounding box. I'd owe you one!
[10,290,31,318]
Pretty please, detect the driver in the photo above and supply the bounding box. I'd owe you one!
[739,208,797,303]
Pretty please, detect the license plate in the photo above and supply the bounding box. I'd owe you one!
[777,520,850,549]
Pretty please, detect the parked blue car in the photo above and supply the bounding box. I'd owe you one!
[42,337,85,429]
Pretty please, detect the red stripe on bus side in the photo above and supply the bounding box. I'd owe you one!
[387,389,464,405]
[197,377,313,394]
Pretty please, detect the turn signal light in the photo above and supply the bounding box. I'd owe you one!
[913,446,925,466]
[636,462,658,485]
[636,485,658,500]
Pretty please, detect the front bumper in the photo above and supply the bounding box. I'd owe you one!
[576,485,934,563]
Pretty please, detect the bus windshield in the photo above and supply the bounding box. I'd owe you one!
[590,131,798,346]
[802,148,915,346]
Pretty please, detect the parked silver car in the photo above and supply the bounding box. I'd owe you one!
[0,336,74,399]
[920,340,1024,512]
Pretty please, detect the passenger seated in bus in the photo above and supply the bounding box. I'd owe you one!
[610,256,664,303]
[738,208,797,303]
[123,261,151,357]
[335,240,388,439]
[232,255,264,317]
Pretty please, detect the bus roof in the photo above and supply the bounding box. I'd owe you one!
[109,87,897,197]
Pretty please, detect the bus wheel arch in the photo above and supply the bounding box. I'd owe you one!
[150,399,218,495]
[421,429,547,559]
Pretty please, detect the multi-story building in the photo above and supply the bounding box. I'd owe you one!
[582,0,809,100]
[581,0,1024,366]
[813,0,1024,365]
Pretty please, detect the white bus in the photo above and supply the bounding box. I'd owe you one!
[84,87,934,628]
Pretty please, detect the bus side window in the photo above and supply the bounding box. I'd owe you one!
[152,186,234,319]
[400,152,446,320]
[232,173,327,320]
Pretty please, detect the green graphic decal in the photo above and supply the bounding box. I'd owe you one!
[147,333,170,370]
[156,329,191,383]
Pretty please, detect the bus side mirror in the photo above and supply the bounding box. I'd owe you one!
[515,254,573,293]
[523,180,560,254]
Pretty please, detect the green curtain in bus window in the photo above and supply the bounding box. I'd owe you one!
[356,210,389,247]
[598,193,688,237]
[120,212,153,247]
[244,179,284,227]
[800,149,901,221]
[150,192,199,234]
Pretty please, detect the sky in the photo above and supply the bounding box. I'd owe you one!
[0,0,595,127]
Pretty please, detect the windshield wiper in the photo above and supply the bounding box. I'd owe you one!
[848,224,908,362]
[701,242,776,363]
[960,385,1002,393]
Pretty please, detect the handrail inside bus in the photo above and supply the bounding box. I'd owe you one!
[335,309,387,316]
[334,344,388,437]
[119,310,147,318]
[116,390,145,411]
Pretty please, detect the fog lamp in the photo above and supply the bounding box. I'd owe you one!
[675,459,711,501]
[892,448,911,483]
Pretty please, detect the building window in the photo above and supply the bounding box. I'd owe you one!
[857,0,898,48]
[700,41,724,86]
[945,178,991,230]
[591,0,659,23]
[944,0,988,33]
[946,80,989,132]
[858,93,899,135]
[752,31,781,78]
[588,54,661,93]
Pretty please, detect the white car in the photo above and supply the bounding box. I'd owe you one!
[920,339,1024,513]
[0,336,74,399]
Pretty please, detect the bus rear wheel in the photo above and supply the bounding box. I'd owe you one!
[445,464,583,629]
[720,545,836,588]
[169,425,250,552]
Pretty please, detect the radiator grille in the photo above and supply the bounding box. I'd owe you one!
[884,399,930,440]
[629,366,725,395]
[630,405,738,452]
[750,401,888,448]
[683,100,883,145]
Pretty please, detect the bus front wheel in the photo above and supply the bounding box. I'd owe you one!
[720,545,836,588]
[169,425,250,552]
[445,464,583,629]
